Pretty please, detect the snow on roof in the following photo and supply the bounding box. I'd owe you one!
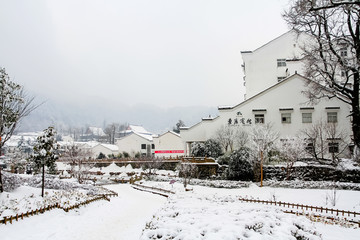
[100,144,119,151]
[82,141,101,148]
[133,132,153,141]
[128,125,152,135]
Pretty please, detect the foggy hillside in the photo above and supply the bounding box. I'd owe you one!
[17,98,218,135]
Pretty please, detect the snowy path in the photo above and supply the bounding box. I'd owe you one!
[0,184,167,240]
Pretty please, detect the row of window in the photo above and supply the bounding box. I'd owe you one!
[141,144,155,150]
[254,111,338,124]
[306,142,339,153]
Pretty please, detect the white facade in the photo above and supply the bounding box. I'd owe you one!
[180,31,353,159]
[91,143,119,158]
[116,133,154,157]
[153,131,184,158]
[241,31,309,99]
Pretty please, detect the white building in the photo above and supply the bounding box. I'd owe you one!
[180,31,353,159]
[90,143,119,158]
[153,131,184,158]
[116,132,154,157]
[241,31,309,99]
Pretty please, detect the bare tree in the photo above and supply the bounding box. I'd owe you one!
[302,120,349,164]
[173,120,185,134]
[141,157,163,180]
[0,67,37,192]
[215,125,236,153]
[104,123,118,144]
[62,143,92,183]
[235,127,249,149]
[283,0,360,155]
[276,136,308,180]
[176,160,198,188]
[249,123,279,186]
[302,120,328,160]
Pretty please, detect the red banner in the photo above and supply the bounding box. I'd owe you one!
[154,150,184,154]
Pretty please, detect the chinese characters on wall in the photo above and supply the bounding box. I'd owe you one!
[228,111,252,126]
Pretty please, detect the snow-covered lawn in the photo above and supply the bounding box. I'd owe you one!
[0,184,166,240]
[139,181,360,240]
[1,178,360,240]
[141,192,322,240]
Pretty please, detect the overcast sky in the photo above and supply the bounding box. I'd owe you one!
[0,0,290,109]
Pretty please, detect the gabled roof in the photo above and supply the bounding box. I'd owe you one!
[100,143,119,151]
[118,131,153,142]
[241,30,294,55]
[155,131,182,138]
[219,73,307,111]
[179,115,220,131]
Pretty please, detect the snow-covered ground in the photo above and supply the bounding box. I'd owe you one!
[1,180,360,240]
[0,184,166,240]
[139,181,360,239]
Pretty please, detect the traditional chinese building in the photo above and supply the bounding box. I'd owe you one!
[180,31,352,158]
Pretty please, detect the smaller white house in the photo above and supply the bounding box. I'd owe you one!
[90,143,119,158]
[116,132,154,157]
[153,131,184,158]
[59,141,119,159]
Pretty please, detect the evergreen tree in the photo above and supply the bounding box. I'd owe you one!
[30,126,59,174]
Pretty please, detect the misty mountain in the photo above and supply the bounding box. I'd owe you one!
[17,98,218,135]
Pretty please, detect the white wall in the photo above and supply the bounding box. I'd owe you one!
[241,31,308,99]
[91,144,119,159]
[180,75,352,158]
[153,131,184,158]
[116,133,153,157]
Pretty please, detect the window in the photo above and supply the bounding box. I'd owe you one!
[277,59,286,67]
[328,142,339,153]
[277,76,286,82]
[302,112,312,123]
[340,48,347,57]
[327,112,338,123]
[341,70,346,77]
[281,113,291,123]
[255,114,265,124]
[306,142,314,153]
[151,144,155,149]
[141,144,146,150]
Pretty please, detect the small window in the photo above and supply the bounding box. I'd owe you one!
[281,113,291,123]
[151,144,155,149]
[302,113,312,123]
[277,59,286,67]
[328,142,339,153]
[306,142,314,153]
[340,48,347,57]
[327,112,338,123]
[141,144,146,150]
[341,70,346,77]
[255,114,265,124]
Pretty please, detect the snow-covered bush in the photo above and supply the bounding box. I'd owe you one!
[227,147,254,181]
[191,142,205,157]
[191,139,223,158]
[203,139,222,158]
[1,171,22,192]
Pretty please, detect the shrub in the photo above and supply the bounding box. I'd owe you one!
[227,147,254,181]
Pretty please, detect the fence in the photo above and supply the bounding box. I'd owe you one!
[132,183,175,197]
[1,188,118,225]
[239,197,360,226]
